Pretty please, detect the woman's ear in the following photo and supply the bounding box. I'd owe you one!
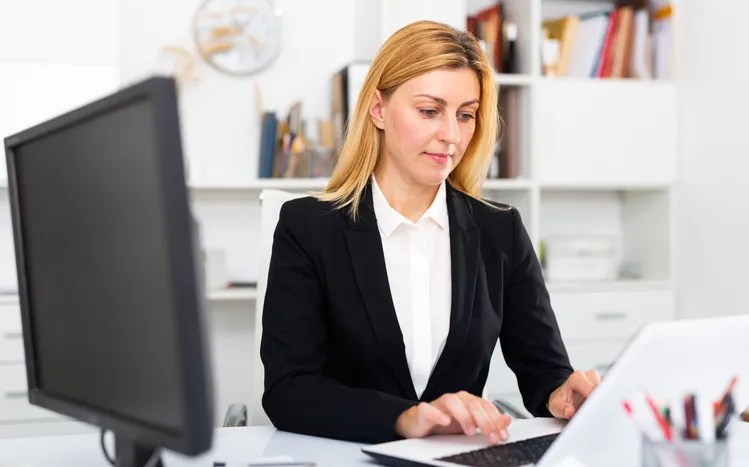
[369,89,386,130]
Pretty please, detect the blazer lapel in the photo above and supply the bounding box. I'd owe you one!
[423,185,481,397]
[343,185,418,400]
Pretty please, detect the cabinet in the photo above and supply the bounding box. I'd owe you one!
[486,289,676,407]
[0,299,94,438]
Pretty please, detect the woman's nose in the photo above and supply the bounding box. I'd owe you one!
[438,116,461,145]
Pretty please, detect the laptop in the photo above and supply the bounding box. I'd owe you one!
[363,315,749,467]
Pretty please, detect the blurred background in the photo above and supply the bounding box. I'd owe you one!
[0,0,746,435]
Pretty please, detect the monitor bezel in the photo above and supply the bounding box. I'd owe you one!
[3,76,214,455]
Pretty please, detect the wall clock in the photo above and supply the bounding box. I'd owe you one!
[192,0,283,76]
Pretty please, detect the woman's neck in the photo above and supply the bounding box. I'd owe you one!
[374,165,440,223]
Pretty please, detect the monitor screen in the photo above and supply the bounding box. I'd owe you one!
[12,96,185,435]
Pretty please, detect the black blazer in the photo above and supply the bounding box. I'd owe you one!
[260,182,573,444]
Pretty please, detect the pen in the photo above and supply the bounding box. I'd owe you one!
[644,392,673,441]
[718,376,738,403]
[622,400,650,439]
[715,393,736,439]
[683,394,699,440]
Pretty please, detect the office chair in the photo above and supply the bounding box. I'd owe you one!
[223,403,248,427]
[251,189,307,426]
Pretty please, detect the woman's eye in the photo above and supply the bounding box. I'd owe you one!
[459,113,475,121]
[419,109,438,117]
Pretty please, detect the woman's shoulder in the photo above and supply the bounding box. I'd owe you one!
[460,192,518,221]
[456,191,528,239]
[278,195,343,225]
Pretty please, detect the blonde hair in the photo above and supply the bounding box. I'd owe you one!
[317,20,499,218]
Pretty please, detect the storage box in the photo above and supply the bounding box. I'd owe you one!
[544,235,620,281]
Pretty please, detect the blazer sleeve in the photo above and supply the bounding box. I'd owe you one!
[260,200,417,443]
[499,207,574,417]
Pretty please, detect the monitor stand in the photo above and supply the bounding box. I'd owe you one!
[115,436,164,467]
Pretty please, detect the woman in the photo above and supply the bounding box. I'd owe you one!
[260,20,600,445]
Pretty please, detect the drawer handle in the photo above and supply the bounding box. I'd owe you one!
[595,311,627,321]
[5,390,28,399]
[3,332,22,339]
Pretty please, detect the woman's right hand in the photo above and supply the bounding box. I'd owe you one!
[394,391,512,443]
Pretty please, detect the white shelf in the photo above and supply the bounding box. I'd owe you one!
[0,288,259,306]
[0,294,18,305]
[207,287,257,301]
[1,178,672,194]
[189,178,328,192]
[536,77,676,88]
[495,74,536,87]
[482,178,533,190]
[188,177,534,194]
[545,280,673,294]
[539,181,673,192]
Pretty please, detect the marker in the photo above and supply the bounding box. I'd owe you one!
[644,392,673,441]
[623,400,649,438]
[683,394,699,440]
[715,393,737,439]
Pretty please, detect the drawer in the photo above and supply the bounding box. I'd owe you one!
[550,291,674,341]
[0,364,61,422]
[0,305,24,363]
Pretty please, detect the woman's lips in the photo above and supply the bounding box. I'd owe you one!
[424,152,451,165]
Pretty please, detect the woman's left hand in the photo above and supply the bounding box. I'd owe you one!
[548,370,601,419]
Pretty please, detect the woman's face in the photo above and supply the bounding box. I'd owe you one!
[370,68,481,187]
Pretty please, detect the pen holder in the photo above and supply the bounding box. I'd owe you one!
[642,436,730,467]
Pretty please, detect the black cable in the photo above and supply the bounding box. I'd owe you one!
[99,428,162,467]
[100,429,116,466]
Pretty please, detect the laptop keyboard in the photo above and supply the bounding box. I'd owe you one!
[436,432,559,467]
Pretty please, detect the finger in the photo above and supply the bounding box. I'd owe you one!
[441,393,476,436]
[459,394,498,443]
[417,402,451,428]
[549,396,576,419]
[585,369,601,386]
[570,370,596,398]
[480,400,512,441]
[548,393,572,419]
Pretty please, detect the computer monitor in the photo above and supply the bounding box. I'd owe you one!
[3,76,214,467]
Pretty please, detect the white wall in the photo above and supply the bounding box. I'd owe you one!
[119,0,356,185]
[0,0,119,291]
[381,0,466,41]
[676,0,749,318]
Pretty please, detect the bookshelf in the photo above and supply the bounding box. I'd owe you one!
[465,0,678,411]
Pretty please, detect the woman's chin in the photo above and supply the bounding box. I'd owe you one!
[424,167,453,185]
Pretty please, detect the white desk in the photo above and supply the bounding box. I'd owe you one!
[0,424,367,467]
[0,420,746,467]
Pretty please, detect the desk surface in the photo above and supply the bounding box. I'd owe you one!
[0,420,746,467]
[0,424,369,467]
